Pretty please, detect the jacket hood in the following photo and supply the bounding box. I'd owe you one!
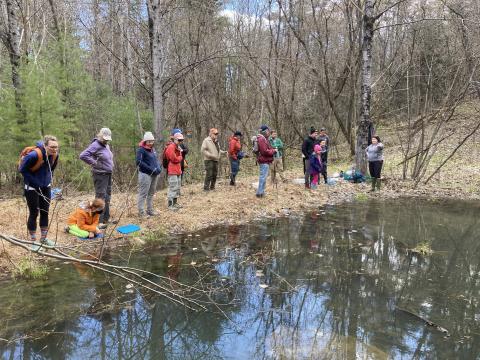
[36,141,44,147]
[138,140,154,150]
[79,201,90,211]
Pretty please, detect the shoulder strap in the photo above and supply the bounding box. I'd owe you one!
[30,148,44,172]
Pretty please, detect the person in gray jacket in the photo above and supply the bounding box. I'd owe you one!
[365,135,384,191]
[80,128,114,228]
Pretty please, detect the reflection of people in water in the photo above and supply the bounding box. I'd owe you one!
[227,225,240,247]
[165,243,183,281]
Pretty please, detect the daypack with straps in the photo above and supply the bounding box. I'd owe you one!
[162,145,169,169]
[18,146,55,172]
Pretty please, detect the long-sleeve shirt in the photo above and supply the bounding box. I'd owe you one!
[366,143,384,162]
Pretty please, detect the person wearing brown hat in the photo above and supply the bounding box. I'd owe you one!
[201,128,225,191]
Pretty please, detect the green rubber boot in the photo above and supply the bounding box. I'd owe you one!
[376,178,381,191]
[370,178,377,192]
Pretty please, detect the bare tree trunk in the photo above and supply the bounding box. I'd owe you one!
[147,0,167,147]
[3,0,25,123]
[355,0,375,174]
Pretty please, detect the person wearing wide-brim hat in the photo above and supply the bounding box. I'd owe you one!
[136,131,161,217]
[79,127,114,228]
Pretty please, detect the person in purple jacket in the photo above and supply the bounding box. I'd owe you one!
[80,128,114,228]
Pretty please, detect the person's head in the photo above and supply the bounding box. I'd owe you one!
[234,131,243,138]
[309,126,318,138]
[320,139,326,147]
[372,135,381,144]
[89,198,105,214]
[43,135,58,156]
[143,131,155,148]
[319,127,327,136]
[314,144,322,154]
[270,130,277,139]
[97,128,112,144]
[173,132,184,145]
[209,128,219,140]
[260,125,270,137]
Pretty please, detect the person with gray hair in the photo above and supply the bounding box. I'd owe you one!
[80,128,114,228]
[136,131,161,217]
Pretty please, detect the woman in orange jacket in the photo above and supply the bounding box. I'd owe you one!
[66,198,105,238]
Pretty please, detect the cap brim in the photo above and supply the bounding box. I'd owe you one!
[103,136,112,141]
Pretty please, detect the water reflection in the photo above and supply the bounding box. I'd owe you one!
[1,199,480,359]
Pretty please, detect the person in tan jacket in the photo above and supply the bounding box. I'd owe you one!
[201,128,225,191]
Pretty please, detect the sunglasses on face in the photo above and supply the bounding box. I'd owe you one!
[213,133,219,135]
[177,139,184,142]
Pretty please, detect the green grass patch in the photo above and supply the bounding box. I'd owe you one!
[12,259,48,280]
[355,193,369,202]
[410,242,433,256]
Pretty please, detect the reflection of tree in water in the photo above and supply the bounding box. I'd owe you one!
[2,200,480,359]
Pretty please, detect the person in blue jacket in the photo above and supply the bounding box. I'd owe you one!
[19,135,59,246]
[136,132,161,216]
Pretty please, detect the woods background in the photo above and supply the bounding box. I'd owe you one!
[1,0,479,191]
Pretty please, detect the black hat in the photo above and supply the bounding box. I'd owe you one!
[310,126,318,134]
[234,131,243,137]
[260,125,270,132]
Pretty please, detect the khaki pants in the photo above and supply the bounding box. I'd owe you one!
[271,157,285,184]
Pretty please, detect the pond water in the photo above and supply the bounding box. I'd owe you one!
[1,198,480,359]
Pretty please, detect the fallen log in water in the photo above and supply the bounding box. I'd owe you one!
[395,306,450,337]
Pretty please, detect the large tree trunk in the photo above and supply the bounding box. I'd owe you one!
[147,0,167,147]
[4,0,25,123]
[355,0,375,174]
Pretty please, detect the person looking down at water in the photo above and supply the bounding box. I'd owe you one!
[65,199,105,239]
[165,132,184,210]
[79,128,114,229]
[366,135,384,191]
[256,125,277,198]
[136,131,161,217]
[19,135,59,246]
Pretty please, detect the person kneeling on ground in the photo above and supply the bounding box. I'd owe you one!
[66,199,105,239]
[309,144,323,190]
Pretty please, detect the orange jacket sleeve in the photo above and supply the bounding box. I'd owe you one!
[77,211,99,232]
[165,144,182,164]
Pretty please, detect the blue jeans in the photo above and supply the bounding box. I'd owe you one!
[230,159,240,181]
[257,163,270,195]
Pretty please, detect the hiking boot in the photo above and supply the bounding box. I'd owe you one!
[98,223,108,230]
[168,200,178,211]
[41,238,56,247]
[146,210,159,216]
[138,211,145,218]
[64,226,70,233]
[256,194,264,198]
[230,179,235,186]
[376,179,382,191]
[172,198,182,209]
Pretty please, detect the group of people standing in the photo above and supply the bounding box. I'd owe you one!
[18,124,383,246]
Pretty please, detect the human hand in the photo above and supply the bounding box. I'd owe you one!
[88,232,95,238]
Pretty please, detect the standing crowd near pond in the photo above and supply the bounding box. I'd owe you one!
[18,125,384,245]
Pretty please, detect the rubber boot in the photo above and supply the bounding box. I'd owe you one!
[168,200,177,211]
[376,178,381,191]
[370,178,377,192]
[173,198,182,209]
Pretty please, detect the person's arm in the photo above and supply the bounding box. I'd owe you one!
[301,139,308,157]
[136,148,155,174]
[258,136,276,156]
[79,143,97,166]
[277,138,284,151]
[166,145,182,163]
[377,143,384,151]
[78,212,98,232]
[201,139,214,159]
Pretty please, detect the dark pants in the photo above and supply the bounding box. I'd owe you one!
[230,159,240,182]
[204,160,218,190]
[93,172,112,223]
[304,158,311,185]
[25,187,51,231]
[369,160,383,178]
[321,163,328,183]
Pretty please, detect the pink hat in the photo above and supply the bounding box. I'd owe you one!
[314,144,321,152]
[174,133,184,140]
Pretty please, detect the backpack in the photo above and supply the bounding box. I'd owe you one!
[162,146,169,169]
[18,146,50,172]
[252,136,259,156]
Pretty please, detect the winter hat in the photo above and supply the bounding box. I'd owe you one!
[260,125,269,132]
[173,132,184,140]
[234,131,243,137]
[98,127,112,141]
[314,144,321,152]
[171,128,182,135]
[310,126,318,135]
[143,131,155,141]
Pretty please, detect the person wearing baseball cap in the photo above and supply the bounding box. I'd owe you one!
[201,128,225,191]
[164,132,184,210]
[228,130,245,186]
[80,127,114,228]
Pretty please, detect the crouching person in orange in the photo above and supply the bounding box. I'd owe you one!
[65,199,105,239]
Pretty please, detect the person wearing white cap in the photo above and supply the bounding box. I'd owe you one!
[164,132,184,210]
[80,127,114,228]
[136,131,161,216]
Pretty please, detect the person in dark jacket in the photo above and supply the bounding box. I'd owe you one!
[319,139,328,184]
[136,131,161,217]
[256,125,277,198]
[79,128,114,228]
[366,135,384,191]
[301,127,319,188]
[19,135,59,246]
[309,144,323,190]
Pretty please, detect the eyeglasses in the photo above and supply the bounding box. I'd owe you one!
[213,133,219,135]
[48,145,59,149]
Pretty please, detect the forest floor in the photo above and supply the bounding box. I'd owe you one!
[1,102,479,277]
